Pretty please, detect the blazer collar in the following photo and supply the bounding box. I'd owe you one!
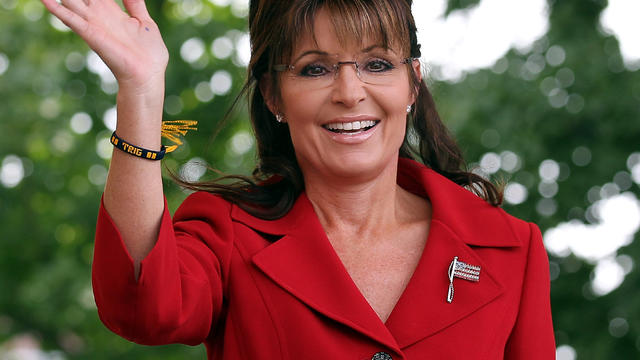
[230,158,521,350]
[232,158,521,248]
[396,158,521,248]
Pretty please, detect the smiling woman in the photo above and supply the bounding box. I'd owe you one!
[274,9,417,186]
[41,0,555,359]
[177,0,502,219]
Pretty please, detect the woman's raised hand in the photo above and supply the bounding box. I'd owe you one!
[42,1,168,269]
[41,0,168,93]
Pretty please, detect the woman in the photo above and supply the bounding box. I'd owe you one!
[42,0,555,358]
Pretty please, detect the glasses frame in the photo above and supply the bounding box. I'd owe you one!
[273,56,418,86]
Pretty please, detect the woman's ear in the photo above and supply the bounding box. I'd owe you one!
[409,59,422,103]
[412,59,422,84]
[259,74,277,114]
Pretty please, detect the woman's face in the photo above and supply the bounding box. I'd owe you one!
[275,9,420,182]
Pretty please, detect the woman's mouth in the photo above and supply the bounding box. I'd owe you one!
[322,120,380,134]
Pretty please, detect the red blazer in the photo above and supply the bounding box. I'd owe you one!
[93,158,555,359]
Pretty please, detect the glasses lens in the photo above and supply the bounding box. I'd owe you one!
[287,55,334,87]
[356,54,405,85]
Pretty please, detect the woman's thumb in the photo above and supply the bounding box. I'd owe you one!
[122,0,151,20]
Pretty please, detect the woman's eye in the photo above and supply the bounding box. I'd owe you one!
[365,59,394,72]
[300,64,330,77]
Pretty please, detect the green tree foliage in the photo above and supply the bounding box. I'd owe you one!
[434,0,640,358]
[0,0,638,358]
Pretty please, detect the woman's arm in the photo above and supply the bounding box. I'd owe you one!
[41,0,168,276]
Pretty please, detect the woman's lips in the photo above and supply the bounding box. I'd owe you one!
[321,119,381,143]
[322,119,380,134]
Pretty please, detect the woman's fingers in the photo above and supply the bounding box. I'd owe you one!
[40,0,89,35]
[122,0,151,21]
[41,0,168,87]
[58,0,90,19]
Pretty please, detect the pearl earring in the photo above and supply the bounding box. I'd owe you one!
[275,113,284,123]
[406,105,412,113]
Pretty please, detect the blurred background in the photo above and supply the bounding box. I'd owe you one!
[1,0,638,358]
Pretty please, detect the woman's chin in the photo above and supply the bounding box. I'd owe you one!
[313,152,397,182]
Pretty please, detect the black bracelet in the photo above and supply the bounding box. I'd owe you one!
[110,132,166,160]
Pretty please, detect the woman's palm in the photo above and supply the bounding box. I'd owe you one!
[41,0,168,90]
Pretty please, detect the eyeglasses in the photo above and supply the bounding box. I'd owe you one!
[274,52,416,89]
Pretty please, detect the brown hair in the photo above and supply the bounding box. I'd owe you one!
[176,0,503,219]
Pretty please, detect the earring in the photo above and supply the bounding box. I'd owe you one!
[406,104,413,113]
[275,113,284,123]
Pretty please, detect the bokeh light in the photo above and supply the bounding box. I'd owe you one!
[479,152,501,174]
[70,112,93,135]
[96,137,112,160]
[194,81,214,102]
[556,345,577,360]
[51,130,74,154]
[208,0,231,6]
[539,159,560,182]
[545,45,566,67]
[210,70,233,95]
[164,95,184,116]
[65,52,85,73]
[500,151,521,173]
[23,0,44,21]
[88,164,107,186]
[571,146,592,167]
[102,107,117,131]
[0,155,25,188]
[180,157,208,182]
[504,182,528,205]
[39,97,61,119]
[0,52,8,75]
[211,36,234,59]
[592,257,626,296]
[180,37,206,64]
[628,152,640,184]
[608,317,630,338]
[229,131,254,155]
[234,33,251,67]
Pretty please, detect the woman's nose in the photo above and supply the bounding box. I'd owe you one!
[330,63,366,107]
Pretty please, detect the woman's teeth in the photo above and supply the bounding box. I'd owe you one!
[324,120,378,133]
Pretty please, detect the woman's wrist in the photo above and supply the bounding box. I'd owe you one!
[114,78,165,150]
[116,75,165,116]
[118,76,166,104]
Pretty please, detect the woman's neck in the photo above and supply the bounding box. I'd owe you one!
[303,159,427,243]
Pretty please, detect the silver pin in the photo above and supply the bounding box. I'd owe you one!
[447,256,481,303]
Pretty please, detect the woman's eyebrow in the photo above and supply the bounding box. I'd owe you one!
[291,44,393,63]
[292,50,329,64]
[361,44,386,53]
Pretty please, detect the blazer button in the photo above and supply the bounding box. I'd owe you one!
[371,351,392,360]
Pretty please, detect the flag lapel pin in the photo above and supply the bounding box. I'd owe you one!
[447,256,481,303]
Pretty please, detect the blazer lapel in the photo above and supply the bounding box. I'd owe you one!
[385,158,522,348]
[384,219,504,348]
[231,158,523,351]
[233,194,400,352]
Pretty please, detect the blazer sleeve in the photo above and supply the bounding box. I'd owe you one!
[504,222,556,359]
[92,192,235,346]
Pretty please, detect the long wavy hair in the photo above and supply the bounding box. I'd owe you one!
[176,0,503,219]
